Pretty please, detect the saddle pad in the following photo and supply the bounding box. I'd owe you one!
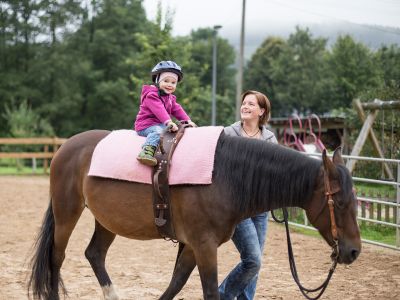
[88,126,224,185]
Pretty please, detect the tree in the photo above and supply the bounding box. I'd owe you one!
[42,0,149,135]
[366,44,400,100]
[244,28,330,116]
[1,0,238,135]
[2,99,54,137]
[38,0,83,45]
[328,35,380,107]
[244,36,287,113]
[275,27,330,115]
[182,27,236,125]
[0,1,43,133]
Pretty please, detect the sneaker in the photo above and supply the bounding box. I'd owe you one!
[137,145,158,166]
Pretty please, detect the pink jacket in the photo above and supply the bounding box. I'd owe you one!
[134,85,190,131]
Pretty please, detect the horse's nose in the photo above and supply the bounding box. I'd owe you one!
[350,248,360,262]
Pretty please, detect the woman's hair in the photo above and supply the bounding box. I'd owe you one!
[241,90,271,126]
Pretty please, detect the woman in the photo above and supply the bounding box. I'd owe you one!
[219,90,277,300]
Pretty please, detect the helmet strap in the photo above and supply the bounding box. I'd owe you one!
[158,88,168,97]
[155,74,161,84]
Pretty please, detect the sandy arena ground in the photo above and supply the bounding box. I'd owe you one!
[0,176,399,299]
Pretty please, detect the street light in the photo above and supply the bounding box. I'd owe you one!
[236,0,246,121]
[211,25,222,126]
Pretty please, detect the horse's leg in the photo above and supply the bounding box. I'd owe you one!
[159,244,196,300]
[193,242,219,300]
[51,196,85,299]
[85,220,118,300]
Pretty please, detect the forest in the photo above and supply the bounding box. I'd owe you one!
[1,0,399,140]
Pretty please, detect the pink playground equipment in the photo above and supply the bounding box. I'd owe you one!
[283,114,326,154]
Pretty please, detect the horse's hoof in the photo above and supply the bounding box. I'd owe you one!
[102,284,119,300]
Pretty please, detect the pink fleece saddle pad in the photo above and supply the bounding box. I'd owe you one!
[88,126,224,185]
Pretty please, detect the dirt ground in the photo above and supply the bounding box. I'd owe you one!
[0,176,399,300]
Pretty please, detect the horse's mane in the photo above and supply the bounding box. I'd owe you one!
[213,133,322,214]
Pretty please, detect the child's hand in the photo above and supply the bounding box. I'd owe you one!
[167,121,178,132]
[188,121,197,128]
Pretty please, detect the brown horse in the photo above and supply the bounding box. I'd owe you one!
[28,129,361,300]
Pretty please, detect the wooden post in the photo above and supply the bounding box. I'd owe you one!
[396,161,400,248]
[346,102,378,172]
[361,202,366,226]
[369,202,374,220]
[342,127,349,154]
[377,203,382,221]
[385,204,390,222]
[361,100,400,110]
[346,99,394,179]
[32,158,37,173]
[376,190,381,221]
[43,145,49,174]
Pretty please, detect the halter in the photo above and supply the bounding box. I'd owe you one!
[272,169,340,300]
[324,170,339,255]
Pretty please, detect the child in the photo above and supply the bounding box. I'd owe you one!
[134,60,196,166]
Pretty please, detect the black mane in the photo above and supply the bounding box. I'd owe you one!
[213,133,322,215]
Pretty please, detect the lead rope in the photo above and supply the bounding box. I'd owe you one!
[271,208,337,300]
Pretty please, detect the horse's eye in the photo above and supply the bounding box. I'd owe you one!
[335,191,347,210]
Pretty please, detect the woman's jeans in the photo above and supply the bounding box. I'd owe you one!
[137,124,166,148]
[219,212,269,300]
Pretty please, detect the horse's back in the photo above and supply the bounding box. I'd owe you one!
[59,129,110,153]
[52,130,109,166]
[50,130,110,196]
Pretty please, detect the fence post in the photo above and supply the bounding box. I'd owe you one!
[385,200,390,222]
[43,145,49,174]
[369,201,374,220]
[53,137,59,154]
[361,191,366,226]
[397,162,400,248]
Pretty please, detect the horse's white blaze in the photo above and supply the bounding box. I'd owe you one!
[102,284,119,300]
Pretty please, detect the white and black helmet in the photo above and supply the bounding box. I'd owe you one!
[151,60,183,83]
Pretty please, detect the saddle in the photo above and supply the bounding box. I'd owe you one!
[152,124,188,240]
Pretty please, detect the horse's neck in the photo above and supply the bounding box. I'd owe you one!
[215,135,322,220]
[240,161,322,219]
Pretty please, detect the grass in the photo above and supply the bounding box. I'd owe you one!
[272,208,397,247]
[0,166,48,175]
[0,158,49,175]
[359,222,397,246]
[290,224,397,246]
[355,182,397,199]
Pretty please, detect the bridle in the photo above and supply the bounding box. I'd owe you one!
[271,169,340,300]
[324,169,339,255]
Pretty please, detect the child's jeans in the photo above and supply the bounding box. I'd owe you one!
[137,124,166,148]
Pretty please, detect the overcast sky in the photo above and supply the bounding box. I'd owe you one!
[143,0,400,37]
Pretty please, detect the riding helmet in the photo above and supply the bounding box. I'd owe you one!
[151,60,183,83]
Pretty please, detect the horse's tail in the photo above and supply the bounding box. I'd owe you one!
[27,200,66,299]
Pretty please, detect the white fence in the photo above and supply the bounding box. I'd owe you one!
[285,153,400,251]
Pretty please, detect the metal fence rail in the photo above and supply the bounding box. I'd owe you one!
[284,152,400,251]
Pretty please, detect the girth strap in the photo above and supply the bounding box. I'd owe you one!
[152,125,187,239]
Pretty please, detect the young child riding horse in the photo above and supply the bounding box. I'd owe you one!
[134,60,196,166]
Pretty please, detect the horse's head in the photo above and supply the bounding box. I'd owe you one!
[306,148,361,264]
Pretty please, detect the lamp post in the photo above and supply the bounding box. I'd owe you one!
[236,0,246,121]
[212,25,222,126]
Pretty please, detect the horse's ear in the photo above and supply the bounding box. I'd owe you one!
[332,147,345,165]
[322,149,337,176]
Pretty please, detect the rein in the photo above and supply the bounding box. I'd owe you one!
[271,170,339,300]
